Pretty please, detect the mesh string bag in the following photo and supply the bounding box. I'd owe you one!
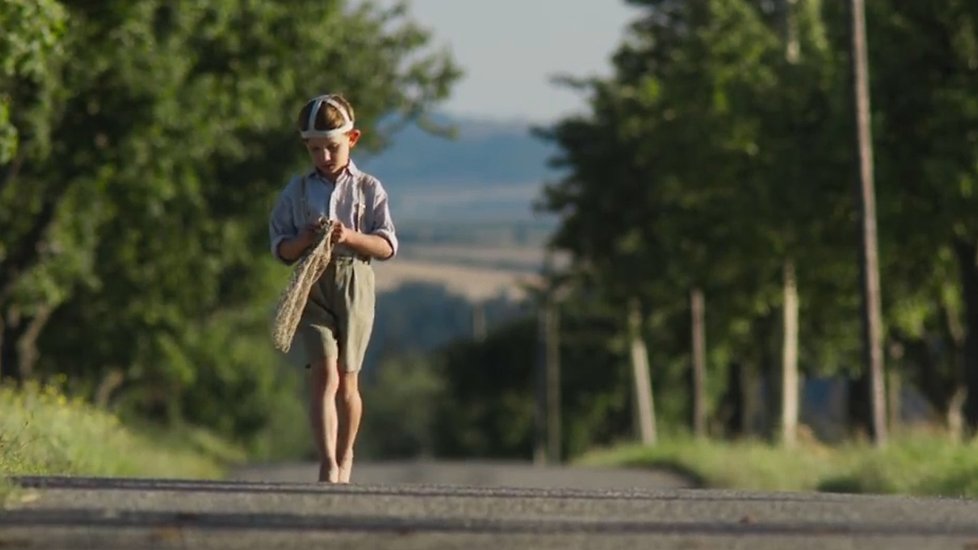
[271,221,335,353]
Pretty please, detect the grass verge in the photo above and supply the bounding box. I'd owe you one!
[1,382,245,505]
[576,433,978,498]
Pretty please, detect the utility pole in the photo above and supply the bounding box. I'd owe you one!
[849,0,887,446]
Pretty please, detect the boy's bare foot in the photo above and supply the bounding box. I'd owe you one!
[338,454,354,484]
[318,461,339,483]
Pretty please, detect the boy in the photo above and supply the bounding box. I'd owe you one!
[268,93,397,483]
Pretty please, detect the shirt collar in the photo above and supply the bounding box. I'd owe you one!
[309,159,361,184]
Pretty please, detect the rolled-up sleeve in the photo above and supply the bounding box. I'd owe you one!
[369,186,398,260]
[269,187,297,265]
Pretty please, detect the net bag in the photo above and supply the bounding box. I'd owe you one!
[271,222,335,352]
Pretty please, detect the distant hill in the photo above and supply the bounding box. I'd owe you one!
[357,114,561,189]
[351,114,559,227]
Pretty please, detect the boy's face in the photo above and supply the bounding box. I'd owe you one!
[305,130,361,178]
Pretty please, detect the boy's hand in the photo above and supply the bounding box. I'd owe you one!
[326,220,392,259]
[330,220,356,245]
[298,217,328,247]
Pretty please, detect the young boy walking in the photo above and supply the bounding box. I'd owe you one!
[269,93,397,483]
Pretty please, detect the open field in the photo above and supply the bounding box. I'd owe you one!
[374,242,556,302]
[374,258,541,302]
[397,244,548,271]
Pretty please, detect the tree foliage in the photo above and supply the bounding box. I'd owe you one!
[0,0,460,449]
[535,0,978,443]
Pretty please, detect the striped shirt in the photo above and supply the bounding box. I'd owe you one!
[268,160,398,264]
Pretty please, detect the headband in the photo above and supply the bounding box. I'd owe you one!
[299,95,354,139]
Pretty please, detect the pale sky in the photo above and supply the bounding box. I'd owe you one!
[364,0,642,123]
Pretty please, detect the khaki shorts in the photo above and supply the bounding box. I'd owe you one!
[297,257,375,373]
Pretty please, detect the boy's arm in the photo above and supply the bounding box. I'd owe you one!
[331,223,394,259]
[361,183,398,260]
[269,190,298,265]
[277,232,317,263]
[269,182,322,264]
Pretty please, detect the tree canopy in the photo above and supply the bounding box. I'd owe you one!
[0,0,460,450]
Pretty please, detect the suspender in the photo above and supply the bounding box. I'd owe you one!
[354,185,365,232]
[300,175,309,222]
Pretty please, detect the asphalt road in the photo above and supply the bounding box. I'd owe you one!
[3,462,978,549]
[231,460,695,490]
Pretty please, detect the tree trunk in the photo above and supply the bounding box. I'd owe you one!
[16,304,53,380]
[0,155,70,383]
[1,309,23,383]
[0,313,13,382]
[762,339,779,439]
[781,259,800,447]
[0,197,60,303]
[754,312,780,438]
[886,341,903,433]
[534,299,547,465]
[847,373,871,439]
[690,288,707,438]
[887,368,901,433]
[904,295,966,437]
[95,369,126,409]
[720,360,743,437]
[545,297,561,463]
[535,291,562,464]
[954,239,978,431]
[849,0,888,447]
[948,386,967,442]
[0,303,54,382]
[779,0,802,447]
[782,0,800,63]
[472,301,486,342]
[628,298,657,445]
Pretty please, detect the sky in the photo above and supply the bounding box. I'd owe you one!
[364,0,642,123]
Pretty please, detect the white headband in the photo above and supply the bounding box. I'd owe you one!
[299,95,354,139]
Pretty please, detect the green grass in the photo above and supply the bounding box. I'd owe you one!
[1,382,245,504]
[576,433,978,498]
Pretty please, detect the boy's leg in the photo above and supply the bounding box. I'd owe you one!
[309,357,341,483]
[336,365,362,484]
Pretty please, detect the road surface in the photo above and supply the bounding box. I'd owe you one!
[3,461,978,549]
[231,460,694,490]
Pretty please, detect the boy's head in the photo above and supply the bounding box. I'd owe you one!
[297,94,361,178]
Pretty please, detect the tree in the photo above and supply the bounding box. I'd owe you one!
[540,0,978,445]
[540,0,874,444]
[1,0,460,444]
[864,1,978,434]
[0,0,68,382]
